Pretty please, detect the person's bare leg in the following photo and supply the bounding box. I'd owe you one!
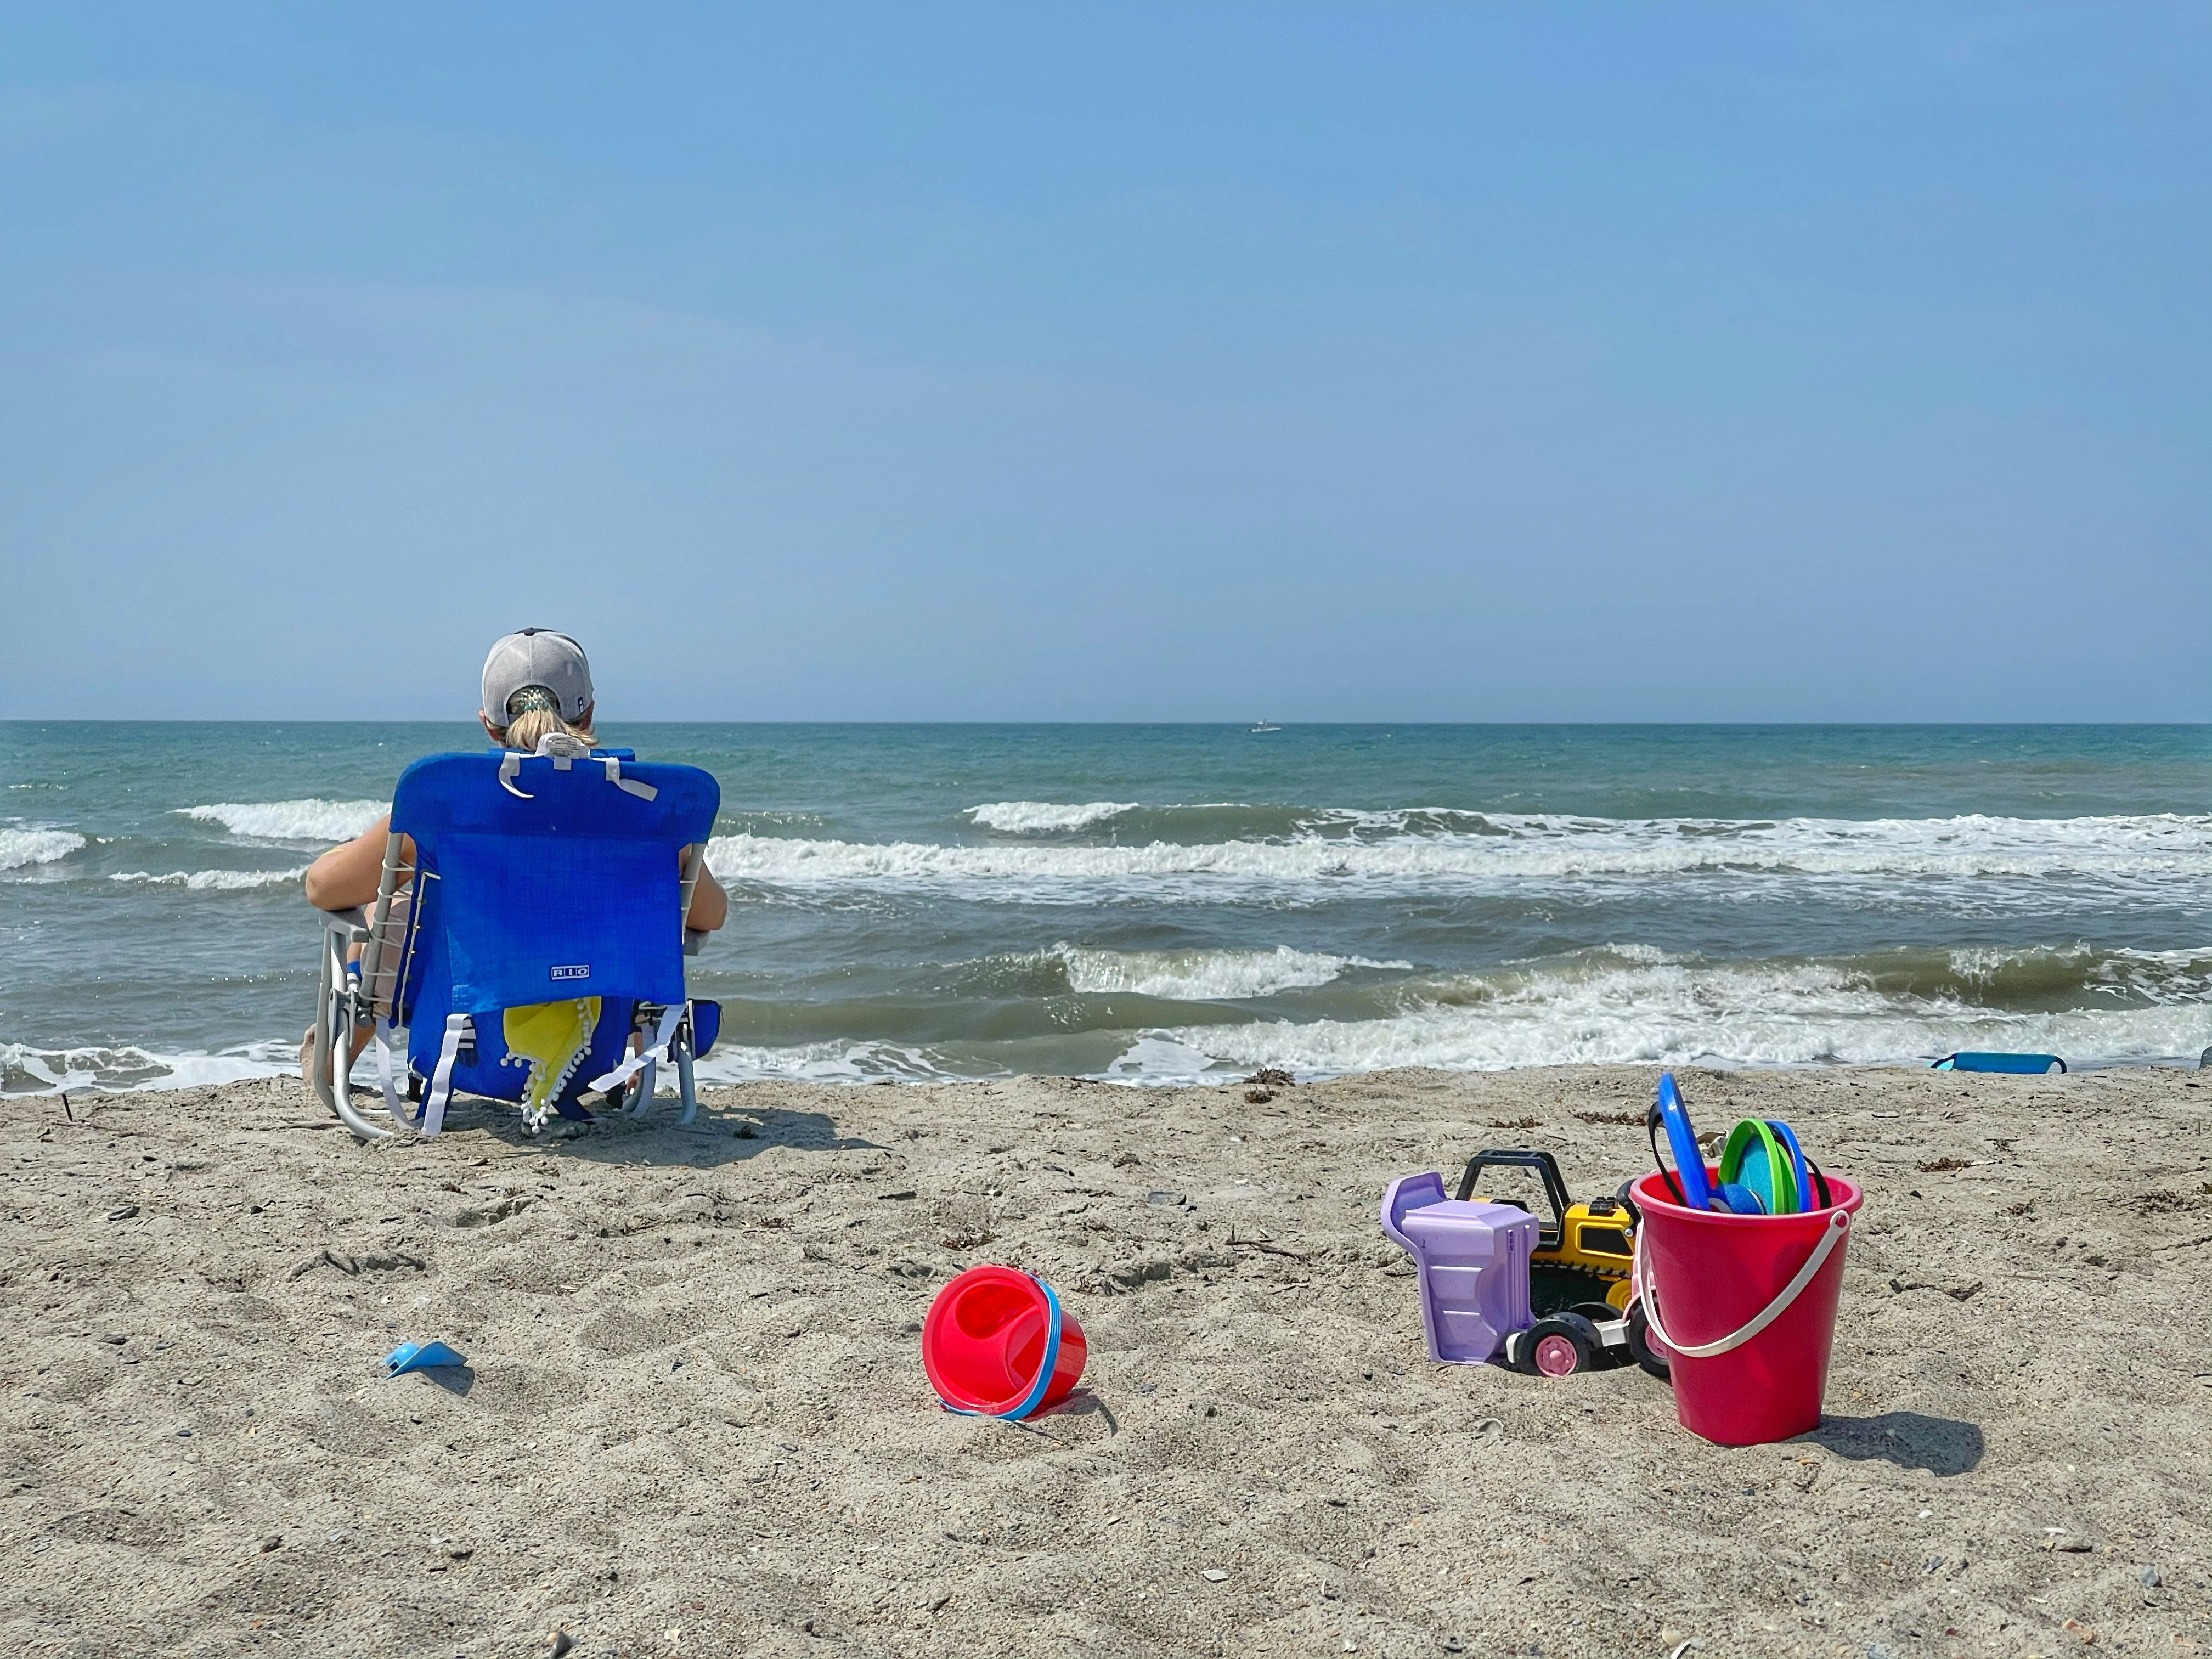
[299,1019,374,1085]
[298,885,412,1085]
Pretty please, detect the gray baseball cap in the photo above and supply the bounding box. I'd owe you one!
[481,628,595,724]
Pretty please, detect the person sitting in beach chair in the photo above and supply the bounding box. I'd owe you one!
[301,629,729,1140]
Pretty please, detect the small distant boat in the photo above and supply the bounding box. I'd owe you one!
[1249,720,1282,733]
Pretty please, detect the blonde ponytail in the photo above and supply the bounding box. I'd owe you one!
[498,686,596,753]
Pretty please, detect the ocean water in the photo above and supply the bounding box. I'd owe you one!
[3,722,2208,1094]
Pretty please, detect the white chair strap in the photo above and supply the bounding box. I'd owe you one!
[421,1013,471,1136]
[538,731,589,769]
[498,748,654,800]
[602,754,657,800]
[587,1001,685,1094]
[376,1027,412,1131]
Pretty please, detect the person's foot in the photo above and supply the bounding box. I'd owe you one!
[301,1023,369,1084]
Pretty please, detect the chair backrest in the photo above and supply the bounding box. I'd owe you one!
[389,749,720,1018]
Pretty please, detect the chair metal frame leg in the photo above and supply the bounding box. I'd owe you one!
[625,1003,659,1118]
[675,1003,699,1126]
[310,916,392,1142]
[617,1001,701,1123]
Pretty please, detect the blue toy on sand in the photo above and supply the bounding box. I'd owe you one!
[384,1340,467,1376]
[1931,1052,2066,1074]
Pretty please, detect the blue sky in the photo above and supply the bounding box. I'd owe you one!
[3,4,2206,721]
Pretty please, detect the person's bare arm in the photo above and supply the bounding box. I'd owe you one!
[686,859,728,932]
[303,817,414,912]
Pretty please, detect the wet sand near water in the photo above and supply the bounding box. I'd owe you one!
[3,1065,2209,1657]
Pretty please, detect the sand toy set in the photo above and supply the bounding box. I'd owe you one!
[905,1070,1858,1448]
[1381,1070,1862,1446]
[1381,1150,1664,1381]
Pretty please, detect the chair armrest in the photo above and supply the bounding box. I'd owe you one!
[318,906,369,937]
[684,927,708,957]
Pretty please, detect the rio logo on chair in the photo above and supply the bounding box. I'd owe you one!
[549,963,591,981]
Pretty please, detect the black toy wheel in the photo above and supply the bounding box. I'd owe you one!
[1565,1301,1632,1367]
[1521,1312,1600,1378]
[1626,1299,1671,1381]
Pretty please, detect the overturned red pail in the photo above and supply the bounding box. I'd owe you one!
[921,1266,1087,1420]
[1633,1169,1863,1447]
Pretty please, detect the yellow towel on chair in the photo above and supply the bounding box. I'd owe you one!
[501,998,601,1131]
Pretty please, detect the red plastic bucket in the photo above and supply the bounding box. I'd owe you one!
[1632,1169,1862,1447]
[920,1266,1087,1420]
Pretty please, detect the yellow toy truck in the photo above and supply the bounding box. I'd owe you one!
[1456,1148,1667,1376]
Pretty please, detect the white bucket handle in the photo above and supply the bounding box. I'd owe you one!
[1639,1207,1851,1361]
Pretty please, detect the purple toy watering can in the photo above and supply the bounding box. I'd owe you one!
[1381,1172,1539,1365]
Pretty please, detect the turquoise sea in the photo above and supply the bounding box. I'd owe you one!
[3,723,2208,1093]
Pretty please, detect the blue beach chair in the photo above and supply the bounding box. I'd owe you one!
[307,743,723,1140]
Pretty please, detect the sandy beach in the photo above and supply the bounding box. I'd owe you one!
[4,1064,2209,1658]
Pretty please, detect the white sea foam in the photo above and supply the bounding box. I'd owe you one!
[2100,946,2212,997]
[690,1040,964,1086]
[2,1039,297,1094]
[179,799,386,843]
[110,867,307,891]
[1107,1034,1231,1079]
[708,812,2212,896]
[1107,957,2212,1081]
[967,800,1141,833]
[0,1034,960,1098]
[1056,943,1409,1000]
[0,828,85,871]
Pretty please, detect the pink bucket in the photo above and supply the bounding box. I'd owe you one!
[1633,1169,1862,1447]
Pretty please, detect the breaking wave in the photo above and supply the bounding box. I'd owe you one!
[1055,943,1409,1000]
[691,1040,966,1086]
[1111,952,2212,1080]
[964,801,1516,844]
[0,828,85,872]
[707,812,2211,897]
[967,800,1141,834]
[179,799,386,843]
[110,867,307,891]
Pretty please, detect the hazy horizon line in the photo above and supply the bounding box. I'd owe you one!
[6,717,2208,731]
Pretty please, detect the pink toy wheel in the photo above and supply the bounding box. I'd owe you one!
[1533,1334,1579,1376]
[1519,1313,1598,1378]
[1626,1298,1672,1381]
